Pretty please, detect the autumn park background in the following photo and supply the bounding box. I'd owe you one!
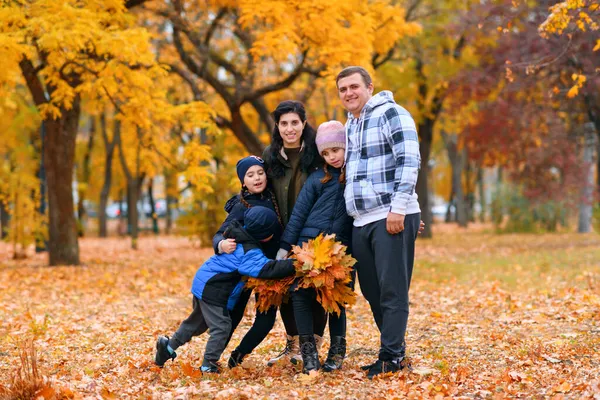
[0,0,599,398]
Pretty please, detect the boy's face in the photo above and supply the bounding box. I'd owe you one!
[259,234,274,242]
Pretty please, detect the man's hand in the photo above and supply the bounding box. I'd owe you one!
[219,238,237,254]
[418,220,425,235]
[386,212,405,234]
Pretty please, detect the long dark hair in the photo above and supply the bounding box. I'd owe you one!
[268,100,319,178]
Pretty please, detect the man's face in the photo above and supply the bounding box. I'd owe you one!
[337,73,373,117]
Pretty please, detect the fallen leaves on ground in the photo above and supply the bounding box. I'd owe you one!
[0,230,599,399]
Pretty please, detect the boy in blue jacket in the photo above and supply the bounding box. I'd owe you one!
[154,206,295,373]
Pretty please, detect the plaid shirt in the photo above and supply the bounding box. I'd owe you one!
[344,91,421,226]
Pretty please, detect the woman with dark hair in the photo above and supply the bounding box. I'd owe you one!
[228,100,328,368]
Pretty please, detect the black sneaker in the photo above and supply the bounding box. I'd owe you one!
[367,358,405,379]
[228,349,246,368]
[360,361,377,371]
[155,336,176,367]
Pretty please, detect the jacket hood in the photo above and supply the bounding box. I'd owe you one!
[224,194,240,213]
[361,90,396,115]
[224,220,261,245]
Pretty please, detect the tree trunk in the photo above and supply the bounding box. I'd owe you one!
[441,130,467,228]
[98,113,115,238]
[578,122,597,233]
[0,199,8,239]
[127,180,140,249]
[147,178,159,234]
[445,189,455,223]
[164,169,177,234]
[230,108,264,155]
[477,166,485,223]
[77,116,95,237]
[44,101,81,265]
[416,119,433,238]
[464,157,475,223]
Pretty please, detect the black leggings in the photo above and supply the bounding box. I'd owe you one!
[291,287,330,337]
[235,294,323,355]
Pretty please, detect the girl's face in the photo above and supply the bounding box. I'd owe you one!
[321,147,345,169]
[243,165,267,194]
[277,112,305,148]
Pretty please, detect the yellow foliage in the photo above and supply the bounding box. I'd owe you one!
[1,1,220,198]
[0,93,46,258]
[539,0,599,37]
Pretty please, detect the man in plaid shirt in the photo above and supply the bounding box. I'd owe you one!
[336,66,422,379]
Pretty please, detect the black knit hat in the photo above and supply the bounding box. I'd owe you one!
[244,206,278,241]
[236,156,265,184]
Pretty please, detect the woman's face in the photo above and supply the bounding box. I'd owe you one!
[277,112,305,148]
[243,165,267,194]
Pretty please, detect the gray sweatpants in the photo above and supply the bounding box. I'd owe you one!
[353,213,420,360]
[170,296,232,367]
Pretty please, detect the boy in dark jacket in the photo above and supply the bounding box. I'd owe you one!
[154,206,295,373]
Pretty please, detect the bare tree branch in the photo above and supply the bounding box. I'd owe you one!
[166,63,203,100]
[19,58,48,106]
[125,0,150,9]
[205,8,228,45]
[242,51,308,103]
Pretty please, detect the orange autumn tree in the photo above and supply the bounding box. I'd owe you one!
[137,0,421,155]
[0,0,154,264]
[0,0,217,262]
[539,0,599,97]
[0,90,46,259]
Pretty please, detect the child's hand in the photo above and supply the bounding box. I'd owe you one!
[219,239,237,254]
[276,248,289,260]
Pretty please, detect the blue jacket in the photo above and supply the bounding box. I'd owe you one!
[194,222,294,310]
[212,191,282,259]
[280,168,353,251]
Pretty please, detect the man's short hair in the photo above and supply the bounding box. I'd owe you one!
[336,66,373,88]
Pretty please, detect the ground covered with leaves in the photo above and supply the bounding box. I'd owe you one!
[1,228,600,399]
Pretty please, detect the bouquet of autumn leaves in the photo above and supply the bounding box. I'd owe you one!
[245,233,356,314]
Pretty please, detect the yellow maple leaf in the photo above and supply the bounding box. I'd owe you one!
[566,85,579,98]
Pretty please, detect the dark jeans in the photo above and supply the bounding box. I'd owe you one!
[353,213,420,359]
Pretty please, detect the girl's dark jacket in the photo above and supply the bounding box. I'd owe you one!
[194,221,295,310]
[212,191,281,259]
[279,167,353,251]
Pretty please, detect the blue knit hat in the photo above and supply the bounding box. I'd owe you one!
[244,206,278,241]
[236,156,265,184]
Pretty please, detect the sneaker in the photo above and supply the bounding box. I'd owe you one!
[360,362,376,371]
[155,336,176,367]
[267,335,300,366]
[367,357,407,379]
[228,349,246,368]
[201,361,221,373]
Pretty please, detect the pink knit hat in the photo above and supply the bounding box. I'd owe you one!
[316,121,346,154]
